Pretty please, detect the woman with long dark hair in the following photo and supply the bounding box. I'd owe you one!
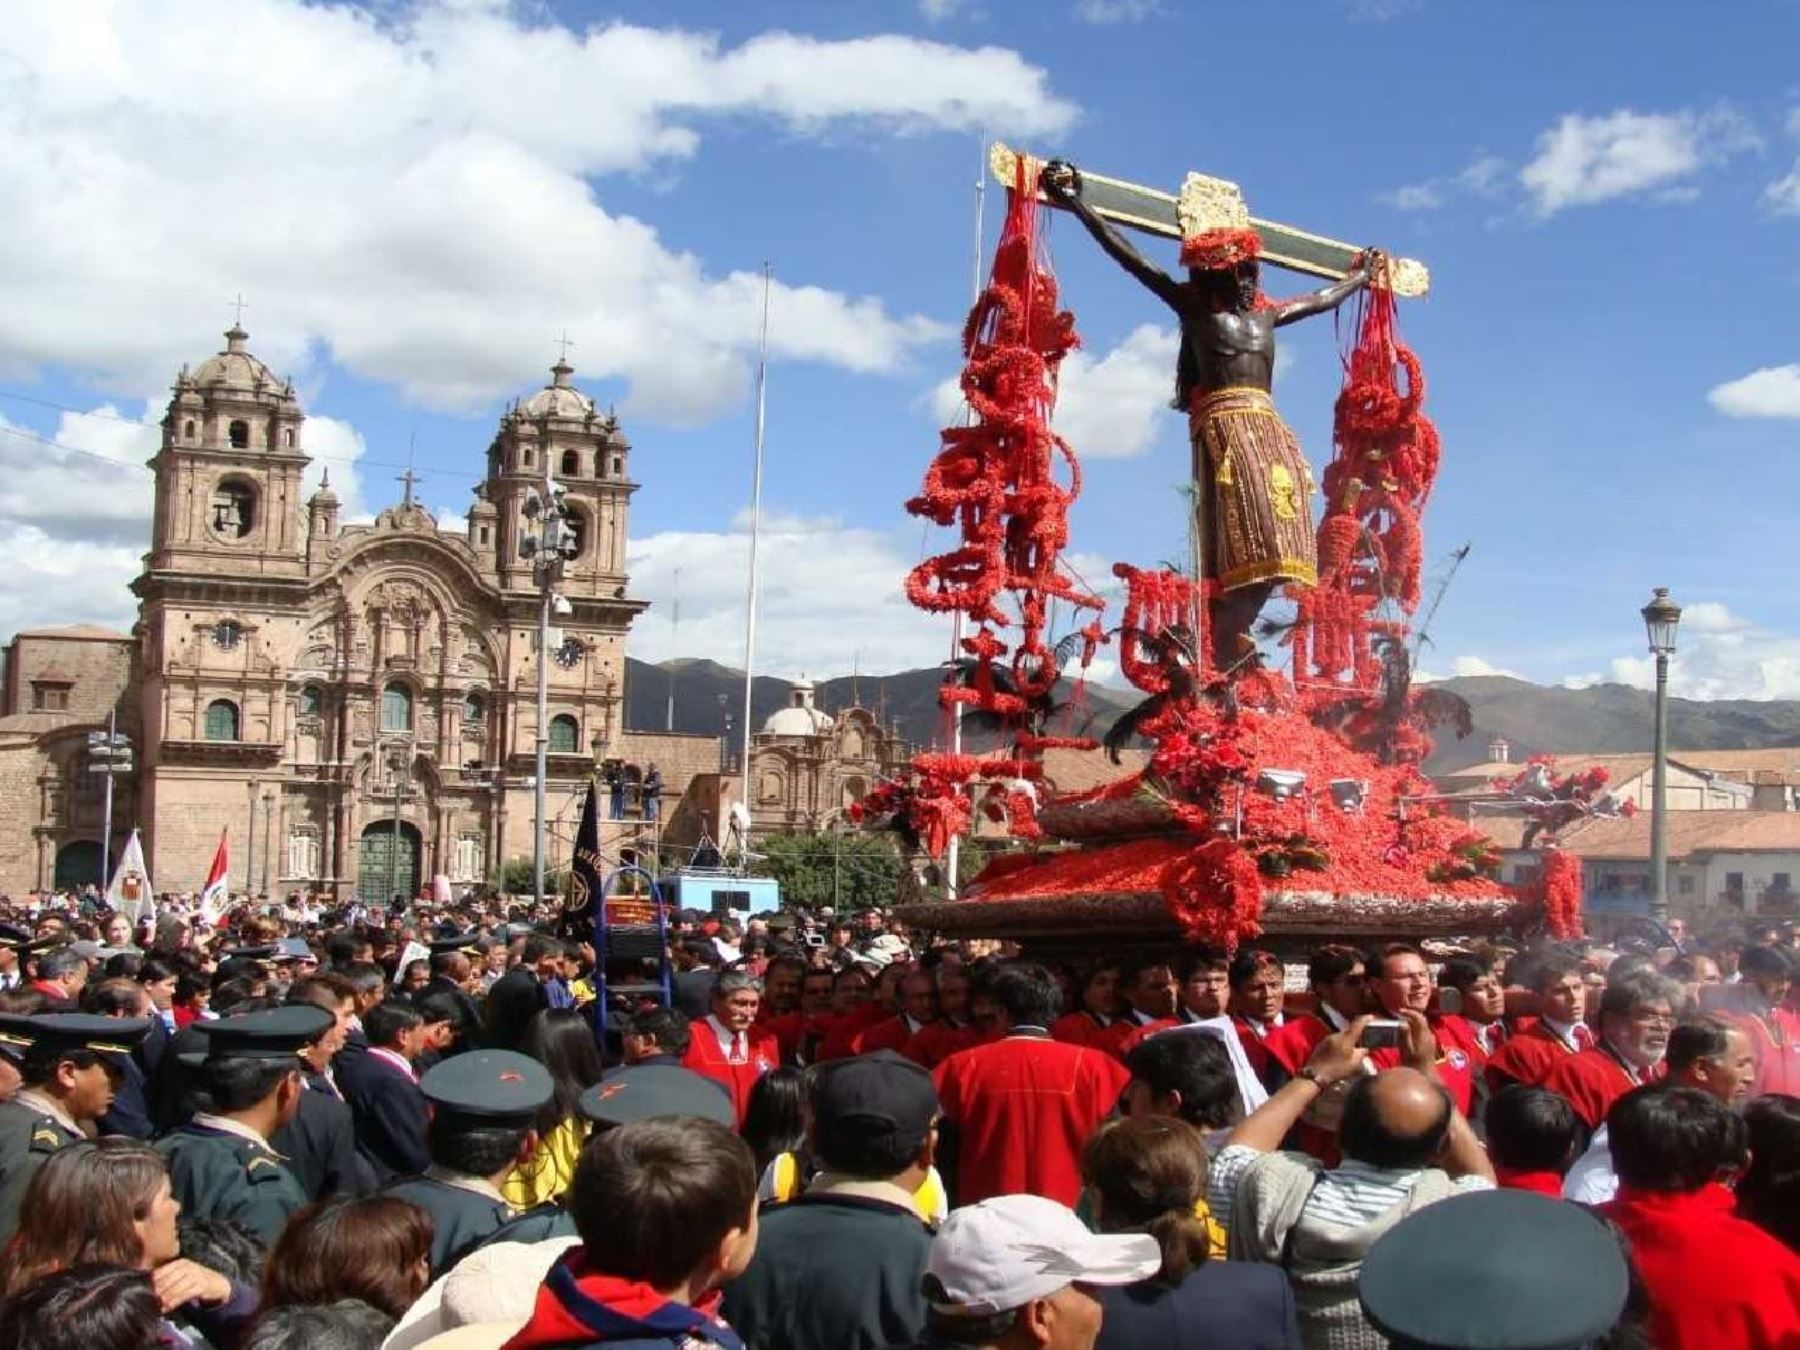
[1738,1093,1800,1253]
[1084,1116,1300,1350]
[503,1006,607,1207]
[256,1195,432,1328]
[743,1065,811,1178]
[0,1139,255,1345]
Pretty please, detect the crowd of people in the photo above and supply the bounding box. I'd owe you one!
[0,887,1797,1350]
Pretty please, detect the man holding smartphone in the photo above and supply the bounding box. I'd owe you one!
[1362,944,1482,1117]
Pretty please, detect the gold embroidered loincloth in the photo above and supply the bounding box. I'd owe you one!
[1189,385,1318,592]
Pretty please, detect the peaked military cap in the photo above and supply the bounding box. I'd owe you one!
[194,1005,333,1061]
[0,1013,36,1065]
[1358,1190,1628,1350]
[220,944,280,962]
[0,923,36,953]
[420,1050,552,1127]
[270,938,317,963]
[428,931,482,956]
[13,1013,152,1068]
[580,1064,734,1129]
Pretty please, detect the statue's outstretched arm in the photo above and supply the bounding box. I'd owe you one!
[1043,162,1182,311]
[1273,252,1378,327]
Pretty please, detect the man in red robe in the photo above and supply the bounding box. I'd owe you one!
[1362,943,1479,1116]
[933,961,1129,1207]
[680,969,779,1125]
[1050,960,1122,1047]
[1542,968,1679,1135]
[1603,1085,1800,1349]
[754,954,807,1063]
[1091,958,1179,1058]
[860,968,936,1058]
[815,964,885,1061]
[1225,947,1287,1087]
[1486,954,1591,1090]
[908,966,981,1068]
[1265,944,1369,1077]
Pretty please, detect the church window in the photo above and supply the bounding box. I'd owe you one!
[211,621,241,651]
[183,419,196,441]
[548,714,579,754]
[560,449,580,477]
[204,700,240,742]
[463,691,485,724]
[228,419,249,449]
[478,525,491,547]
[282,428,295,448]
[299,686,323,717]
[287,828,320,881]
[210,481,255,539]
[561,507,586,560]
[611,454,624,476]
[380,682,413,733]
[453,834,484,883]
[522,449,534,468]
[30,683,69,712]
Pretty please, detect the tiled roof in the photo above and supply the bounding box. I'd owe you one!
[13,624,131,641]
[1558,810,1800,860]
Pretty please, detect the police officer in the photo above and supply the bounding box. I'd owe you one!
[383,1049,553,1277]
[154,1004,330,1245]
[0,1012,151,1242]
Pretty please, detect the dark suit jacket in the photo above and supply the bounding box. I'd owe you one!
[97,1054,153,1140]
[335,1040,430,1184]
[483,967,546,1051]
[271,1074,377,1200]
[1096,1263,1301,1350]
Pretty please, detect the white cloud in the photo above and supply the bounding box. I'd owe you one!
[919,0,973,19]
[1074,0,1160,22]
[928,324,1180,460]
[627,512,952,678]
[1417,654,1523,683]
[1519,107,1755,216]
[1767,161,1800,214]
[1379,155,1507,212]
[1576,601,1800,700]
[1708,365,1800,420]
[0,2,1076,421]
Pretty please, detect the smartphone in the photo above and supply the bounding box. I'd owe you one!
[1359,1019,1404,1050]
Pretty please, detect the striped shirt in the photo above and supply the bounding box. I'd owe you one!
[1208,1144,1492,1234]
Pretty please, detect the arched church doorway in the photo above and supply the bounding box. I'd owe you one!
[359,821,422,907]
[54,840,104,891]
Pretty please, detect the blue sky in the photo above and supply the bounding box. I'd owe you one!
[1,0,1798,697]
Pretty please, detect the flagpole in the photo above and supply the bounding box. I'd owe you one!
[739,264,772,817]
[945,137,987,902]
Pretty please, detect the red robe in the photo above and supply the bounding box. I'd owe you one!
[815,1003,890,1062]
[1264,1012,1333,1076]
[932,1032,1130,1207]
[758,1009,807,1064]
[1494,1167,1565,1198]
[1728,1007,1800,1099]
[1365,1014,1481,1117]
[1231,1014,1281,1086]
[860,1014,930,1061]
[1050,1009,1116,1048]
[908,1020,982,1069]
[680,1017,779,1125]
[1540,1046,1655,1132]
[1485,1020,1585,1091]
[1604,1184,1800,1350]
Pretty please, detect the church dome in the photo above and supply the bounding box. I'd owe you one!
[762,677,834,737]
[190,325,288,394]
[519,358,596,420]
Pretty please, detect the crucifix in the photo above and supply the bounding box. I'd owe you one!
[397,434,422,509]
[555,330,576,363]
[230,293,250,327]
[992,143,1430,668]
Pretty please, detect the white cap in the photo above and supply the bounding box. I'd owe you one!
[925,1195,1162,1316]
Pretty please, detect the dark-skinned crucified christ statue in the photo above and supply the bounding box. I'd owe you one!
[1041,158,1380,670]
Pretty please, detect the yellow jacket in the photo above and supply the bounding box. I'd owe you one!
[503,1115,589,1209]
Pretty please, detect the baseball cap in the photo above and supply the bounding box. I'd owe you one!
[814,1050,938,1166]
[924,1195,1161,1316]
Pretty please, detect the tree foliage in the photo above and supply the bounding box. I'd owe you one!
[493,856,566,899]
[748,830,909,912]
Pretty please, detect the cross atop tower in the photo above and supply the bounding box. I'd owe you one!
[555,330,576,363]
[397,466,421,508]
[230,293,250,326]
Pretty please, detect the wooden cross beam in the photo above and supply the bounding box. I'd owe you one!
[991,143,1430,298]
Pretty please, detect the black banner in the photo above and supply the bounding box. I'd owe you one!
[558,777,603,940]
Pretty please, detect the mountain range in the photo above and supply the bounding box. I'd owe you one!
[624,661,1800,768]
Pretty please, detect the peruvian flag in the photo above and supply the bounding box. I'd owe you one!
[198,828,231,927]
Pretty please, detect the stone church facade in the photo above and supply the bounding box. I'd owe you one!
[0,326,645,901]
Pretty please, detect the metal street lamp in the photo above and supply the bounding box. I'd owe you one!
[518,470,577,911]
[1641,587,1682,926]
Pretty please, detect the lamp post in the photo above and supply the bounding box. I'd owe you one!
[85,712,132,884]
[518,468,577,911]
[1641,587,1682,927]
[245,779,258,902]
[261,791,276,897]
[386,747,413,908]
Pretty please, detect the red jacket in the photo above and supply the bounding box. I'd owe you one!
[680,1016,779,1125]
[816,1003,889,1063]
[932,1031,1129,1207]
[907,1020,982,1069]
[1729,1007,1800,1099]
[1604,1184,1800,1350]
[1050,1009,1116,1049]
[1485,1020,1586,1091]
[860,1014,930,1062]
[1541,1046,1659,1132]
[1366,1014,1482,1117]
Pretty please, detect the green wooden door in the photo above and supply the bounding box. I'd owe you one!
[359,822,420,906]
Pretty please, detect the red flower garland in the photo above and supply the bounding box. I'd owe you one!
[1538,847,1585,939]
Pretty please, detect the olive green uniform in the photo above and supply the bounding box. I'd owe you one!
[155,1124,307,1246]
[0,1101,78,1244]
